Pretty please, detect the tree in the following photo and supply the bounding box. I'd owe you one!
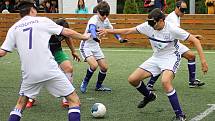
[123,0,139,14]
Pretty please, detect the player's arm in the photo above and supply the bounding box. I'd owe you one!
[187,34,208,74]
[65,37,81,62]
[99,27,138,36]
[88,24,101,43]
[61,28,90,40]
[0,49,7,57]
[114,34,128,43]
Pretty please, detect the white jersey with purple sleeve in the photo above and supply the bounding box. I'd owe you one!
[80,15,113,48]
[136,21,190,56]
[165,11,180,27]
[1,16,63,84]
[166,11,190,54]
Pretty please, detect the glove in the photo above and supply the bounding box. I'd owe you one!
[93,38,101,43]
[119,39,128,43]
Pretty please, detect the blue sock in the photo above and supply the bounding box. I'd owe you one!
[8,108,22,121]
[167,89,183,116]
[147,74,160,87]
[136,81,150,97]
[83,68,94,83]
[68,106,80,121]
[188,60,196,83]
[96,70,106,88]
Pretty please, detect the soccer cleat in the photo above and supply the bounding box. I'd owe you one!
[61,101,69,108]
[172,114,186,121]
[146,84,156,91]
[137,92,156,108]
[95,85,112,91]
[80,80,89,93]
[26,98,35,108]
[189,79,205,88]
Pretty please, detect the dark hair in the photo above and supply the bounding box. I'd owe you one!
[148,8,165,22]
[55,19,69,28]
[77,0,85,10]
[96,1,110,16]
[18,0,37,17]
[176,0,186,8]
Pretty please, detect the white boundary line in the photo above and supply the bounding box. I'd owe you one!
[65,48,215,54]
[190,104,215,121]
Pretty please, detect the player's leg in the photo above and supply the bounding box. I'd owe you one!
[128,67,156,108]
[80,56,98,93]
[59,60,74,107]
[66,91,81,121]
[10,81,42,120]
[161,70,186,120]
[146,74,160,91]
[46,74,80,121]
[182,50,205,87]
[8,96,28,121]
[95,58,111,91]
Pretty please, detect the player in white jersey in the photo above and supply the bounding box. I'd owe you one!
[79,1,127,93]
[99,8,208,120]
[0,0,90,121]
[146,0,205,91]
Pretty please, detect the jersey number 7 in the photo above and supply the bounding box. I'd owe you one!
[23,27,33,49]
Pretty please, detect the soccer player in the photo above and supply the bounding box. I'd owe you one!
[79,1,127,93]
[99,8,208,120]
[0,0,90,121]
[25,19,81,108]
[146,0,205,91]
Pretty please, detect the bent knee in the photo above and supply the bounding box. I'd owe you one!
[128,76,139,86]
[63,66,73,73]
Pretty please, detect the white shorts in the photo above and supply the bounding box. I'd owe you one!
[139,52,181,76]
[80,46,104,61]
[19,73,75,98]
[178,42,190,55]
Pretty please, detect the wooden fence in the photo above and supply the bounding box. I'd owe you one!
[0,13,215,49]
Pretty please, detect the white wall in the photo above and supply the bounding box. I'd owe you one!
[62,0,116,14]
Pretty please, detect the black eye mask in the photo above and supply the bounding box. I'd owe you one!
[147,19,157,27]
[98,10,109,16]
[179,7,187,13]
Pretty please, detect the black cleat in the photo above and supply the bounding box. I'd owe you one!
[137,92,156,108]
[172,114,186,121]
[189,79,205,88]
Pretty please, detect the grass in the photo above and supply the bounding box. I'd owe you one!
[0,48,215,121]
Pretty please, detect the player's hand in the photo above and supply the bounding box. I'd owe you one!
[93,38,101,43]
[71,52,81,62]
[119,39,128,43]
[201,61,208,74]
[98,29,107,36]
[83,33,91,40]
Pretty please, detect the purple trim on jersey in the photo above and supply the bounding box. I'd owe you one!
[59,27,64,36]
[149,37,172,43]
[184,34,190,41]
[80,41,87,59]
[0,48,11,52]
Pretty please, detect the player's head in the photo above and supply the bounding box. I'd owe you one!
[147,8,165,30]
[18,0,38,17]
[51,19,69,42]
[96,1,110,21]
[175,0,187,17]
[55,19,69,28]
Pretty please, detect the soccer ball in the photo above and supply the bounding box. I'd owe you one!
[91,103,106,118]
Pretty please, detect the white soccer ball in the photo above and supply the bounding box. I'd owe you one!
[91,103,106,118]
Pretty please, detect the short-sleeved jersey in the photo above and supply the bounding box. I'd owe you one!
[165,11,180,27]
[80,15,113,48]
[1,16,63,84]
[136,21,189,56]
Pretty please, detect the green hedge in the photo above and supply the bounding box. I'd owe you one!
[121,0,207,14]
